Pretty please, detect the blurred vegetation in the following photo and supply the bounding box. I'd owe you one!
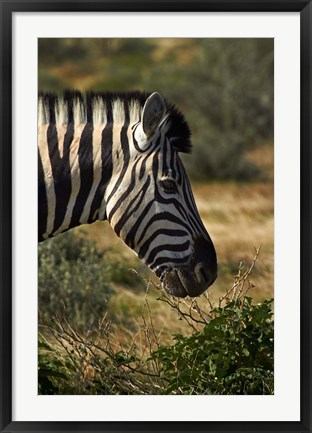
[39,38,273,181]
[38,236,273,395]
[38,232,148,330]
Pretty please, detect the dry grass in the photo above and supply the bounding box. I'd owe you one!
[193,180,273,302]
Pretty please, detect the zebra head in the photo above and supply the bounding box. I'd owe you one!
[105,93,217,297]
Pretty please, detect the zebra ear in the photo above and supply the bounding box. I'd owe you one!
[141,92,166,138]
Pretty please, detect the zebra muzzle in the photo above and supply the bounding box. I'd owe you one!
[161,265,216,298]
[160,236,217,298]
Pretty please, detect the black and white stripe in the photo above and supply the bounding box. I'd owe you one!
[38,91,217,297]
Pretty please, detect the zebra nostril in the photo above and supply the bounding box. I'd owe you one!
[200,268,209,283]
[195,264,211,285]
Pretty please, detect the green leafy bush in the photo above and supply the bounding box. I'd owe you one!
[151,297,273,395]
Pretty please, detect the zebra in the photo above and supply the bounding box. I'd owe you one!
[38,91,217,298]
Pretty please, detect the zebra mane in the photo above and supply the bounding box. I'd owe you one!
[38,90,192,154]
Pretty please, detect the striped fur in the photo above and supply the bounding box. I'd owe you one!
[38,91,217,297]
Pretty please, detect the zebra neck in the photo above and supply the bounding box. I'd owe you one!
[38,121,115,241]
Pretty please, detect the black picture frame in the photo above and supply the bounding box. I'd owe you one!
[1,1,311,432]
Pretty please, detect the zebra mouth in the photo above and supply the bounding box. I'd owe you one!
[159,262,217,298]
[160,269,188,298]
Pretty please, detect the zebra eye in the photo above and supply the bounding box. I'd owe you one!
[161,179,177,193]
